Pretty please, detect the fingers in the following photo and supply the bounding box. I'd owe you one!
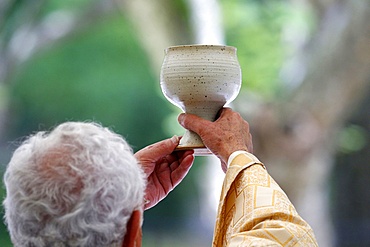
[178,108,253,166]
[151,151,194,197]
[136,136,180,161]
[178,108,233,132]
[217,107,232,118]
[178,113,211,134]
[169,151,194,187]
[165,150,194,165]
[165,150,194,174]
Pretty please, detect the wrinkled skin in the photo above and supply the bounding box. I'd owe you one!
[135,108,253,209]
[134,136,194,210]
[178,108,253,172]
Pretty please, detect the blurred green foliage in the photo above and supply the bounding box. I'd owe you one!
[0,183,11,246]
[42,0,92,13]
[7,12,171,151]
[337,124,368,154]
[222,0,309,98]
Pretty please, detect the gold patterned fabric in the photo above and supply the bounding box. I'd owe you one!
[213,152,318,246]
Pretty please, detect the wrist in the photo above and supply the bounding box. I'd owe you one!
[227,150,264,169]
[223,147,249,164]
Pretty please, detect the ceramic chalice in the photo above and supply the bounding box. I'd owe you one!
[160,45,241,155]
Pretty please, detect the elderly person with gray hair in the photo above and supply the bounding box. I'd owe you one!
[3,121,194,247]
[3,108,318,247]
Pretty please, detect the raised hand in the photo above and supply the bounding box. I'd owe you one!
[134,136,194,210]
[178,108,253,172]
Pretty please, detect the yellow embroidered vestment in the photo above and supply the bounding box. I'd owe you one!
[213,152,318,246]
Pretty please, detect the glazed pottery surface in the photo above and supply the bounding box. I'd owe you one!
[160,45,241,155]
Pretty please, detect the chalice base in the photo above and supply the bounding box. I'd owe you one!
[175,130,212,156]
[175,145,212,156]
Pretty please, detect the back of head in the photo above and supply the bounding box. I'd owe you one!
[3,122,146,247]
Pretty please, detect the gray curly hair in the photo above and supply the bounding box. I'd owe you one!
[3,122,146,247]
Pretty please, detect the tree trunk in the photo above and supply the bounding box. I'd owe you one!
[118,0,191,77]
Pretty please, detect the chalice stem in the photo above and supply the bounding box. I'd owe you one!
[176,129,212,155]
[176,104,222,155]
[178,130,203,148]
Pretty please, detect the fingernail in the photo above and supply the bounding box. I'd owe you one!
[171,135,179,144]
[178,113,185,124]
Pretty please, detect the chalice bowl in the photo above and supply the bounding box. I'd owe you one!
[160,45,241,155]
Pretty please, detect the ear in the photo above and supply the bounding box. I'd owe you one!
[122,210,142,247]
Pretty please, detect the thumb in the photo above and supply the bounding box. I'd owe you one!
[178,113,209,134]
[137,136,179,161]
[152,135,179,158]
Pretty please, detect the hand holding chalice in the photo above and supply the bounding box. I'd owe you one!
[160,45,241,155]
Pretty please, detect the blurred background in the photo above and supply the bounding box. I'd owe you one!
[0,0,369,246]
